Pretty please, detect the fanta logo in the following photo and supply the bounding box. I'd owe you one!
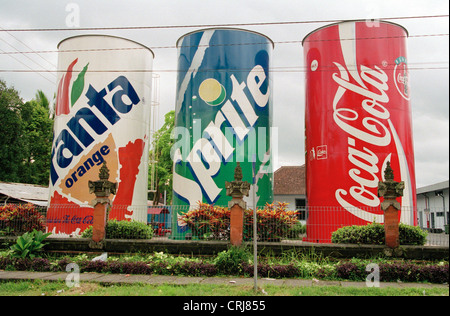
[50,67,141,186]
[56,58,89,116]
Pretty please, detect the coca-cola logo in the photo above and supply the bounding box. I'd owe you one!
[393,56,410,100]
[330,26,396,223]
[332,61,390,220]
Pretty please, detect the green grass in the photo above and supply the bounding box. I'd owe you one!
[0,280,448,296]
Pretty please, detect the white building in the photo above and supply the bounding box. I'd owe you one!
[273,165,306,220]
[416,180,449,232]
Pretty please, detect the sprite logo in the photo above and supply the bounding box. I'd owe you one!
[198,78,227,106]
[172,65,273,206]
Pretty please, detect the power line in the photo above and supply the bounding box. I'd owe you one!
[0,48,56,84]
[0,26,57,69]
[0,33,448,56]
[0,14,448,33]
[0,65,447,74]
[0,36,57,81]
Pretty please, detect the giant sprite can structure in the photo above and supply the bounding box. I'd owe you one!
[303,21,417,242]
[172,28,274,238]
[47,35,154,235]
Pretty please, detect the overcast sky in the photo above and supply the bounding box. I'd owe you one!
[0,0,448,188]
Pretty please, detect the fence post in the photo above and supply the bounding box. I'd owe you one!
[88,161,117,249]
[225,162,250,247]
[378,161,404,249]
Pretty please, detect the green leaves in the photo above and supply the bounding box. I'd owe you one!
[71,63,89,106]
[10,230,51,259]
[81,220,153,239]
[331,223,428,245]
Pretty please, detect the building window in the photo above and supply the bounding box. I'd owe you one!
[295,199,306,220]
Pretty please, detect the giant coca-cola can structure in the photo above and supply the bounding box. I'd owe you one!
[303,20,417,243]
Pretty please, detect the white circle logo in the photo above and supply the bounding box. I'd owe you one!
[311,60,318,72]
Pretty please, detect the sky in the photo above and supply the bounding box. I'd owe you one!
[0,0,448,188]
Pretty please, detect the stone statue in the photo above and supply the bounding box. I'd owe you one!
[377,161,404,210]
[88,161,117,198]
[225,162,250,199]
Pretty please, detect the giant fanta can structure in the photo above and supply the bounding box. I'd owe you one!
[303,21,417,242]
[172,28,274,238]
[47,35,154,235]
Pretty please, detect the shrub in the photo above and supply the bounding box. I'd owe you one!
[176,261,217,277]
[399,223,428,245]
[180,202,299,241]
[81,219,153,239]
[180,203,230,240]
[243,203,299,241]
[30,257,51,272]
[336,262,365,280]
[0,204,45,236]
[214,246,252,275]
[331,222,428,246]
[10,229,51,259]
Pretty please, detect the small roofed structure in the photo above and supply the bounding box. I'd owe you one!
[147,207,171,237]
[273,165,306,219]
[0,182,49,207]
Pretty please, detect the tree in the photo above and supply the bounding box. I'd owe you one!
[0,79,26,182]
[20,90,53,185]
[0,81,53,185]
[149,110,175,205]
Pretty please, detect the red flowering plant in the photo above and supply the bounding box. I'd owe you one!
[244,202,299,241]
[179,201,299,241]
[0,204,46,236]
[180,202,230,240]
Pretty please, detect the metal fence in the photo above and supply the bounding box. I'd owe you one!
[0,203,448,246]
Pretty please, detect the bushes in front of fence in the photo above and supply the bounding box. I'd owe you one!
[0,251,448,284]
[214,246,252,274]
[0,204,45,236]
[181,203,230,240]
[244,203,299,241]
[81,219,153,239]
[180,202,300,241]
[331,222,428,246]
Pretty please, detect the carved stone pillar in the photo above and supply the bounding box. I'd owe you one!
[377,161,404,249]
[225,162,250,246]
[88,161,117,249]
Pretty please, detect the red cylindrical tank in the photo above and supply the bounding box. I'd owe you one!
[303,20,417,243]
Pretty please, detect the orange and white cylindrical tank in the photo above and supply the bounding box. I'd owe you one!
[47,35,154,236]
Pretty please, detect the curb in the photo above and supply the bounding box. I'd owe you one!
[0,271,448,289]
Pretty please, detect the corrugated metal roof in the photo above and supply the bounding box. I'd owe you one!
[416,180,449,195]
[0,182,48,206]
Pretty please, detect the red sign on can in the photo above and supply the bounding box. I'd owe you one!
[303,20,417,242]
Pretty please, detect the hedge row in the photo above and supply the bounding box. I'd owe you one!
[81,219,153,239]
[0,256,447,284]
[331,223,428,246]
